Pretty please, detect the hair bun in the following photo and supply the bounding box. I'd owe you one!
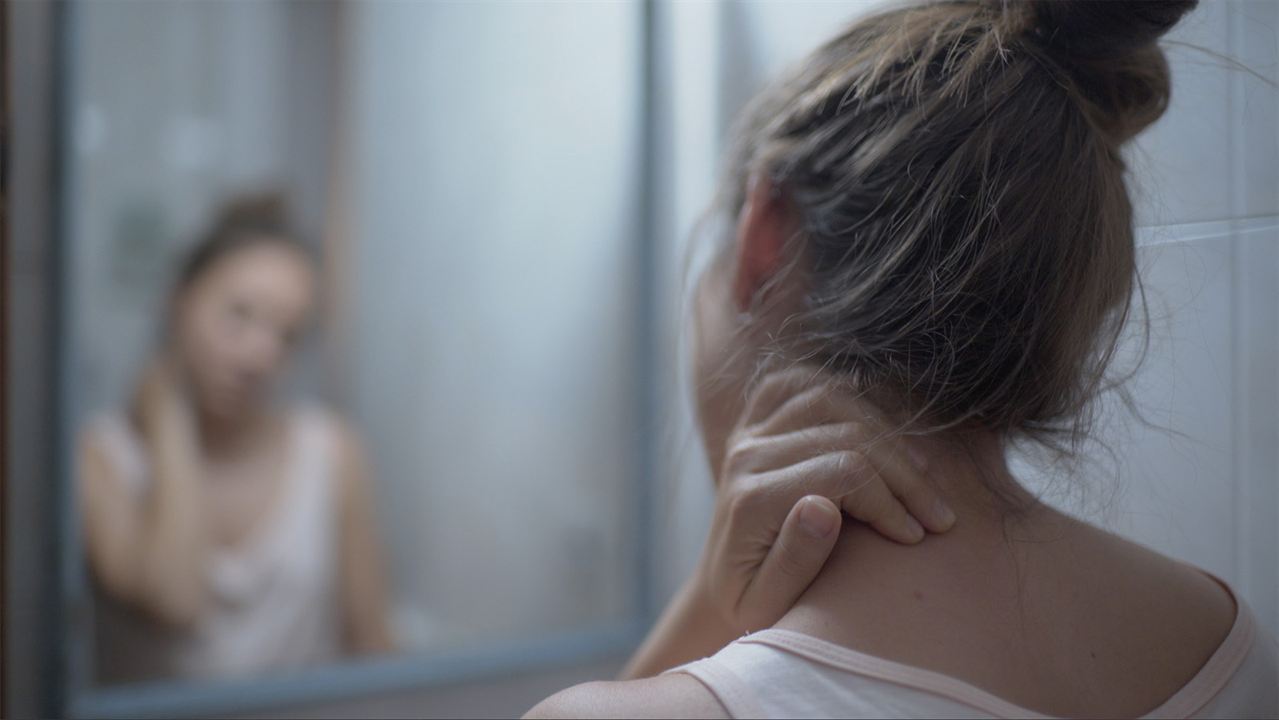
[1011,0,1198,144]
[1028,0,1197,60]
[211,191,290,237]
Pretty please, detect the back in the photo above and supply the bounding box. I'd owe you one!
[672,590,1278,719]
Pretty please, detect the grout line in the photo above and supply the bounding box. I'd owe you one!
[1137,214,1279,247]
[1228,0,1246,592]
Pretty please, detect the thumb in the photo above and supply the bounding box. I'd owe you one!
[737,496,841,630]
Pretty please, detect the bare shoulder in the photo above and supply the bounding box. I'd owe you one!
[524,675,728,720]
[1054,517,1238,697]
[1084,521,1236,630]
[305,405,361,454]
[308,407,369,481]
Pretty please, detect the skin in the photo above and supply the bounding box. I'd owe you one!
[527,181,1236,718]
[614,183,956,680]
[78,240,394,655]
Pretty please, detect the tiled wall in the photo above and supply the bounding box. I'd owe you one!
[1082,0,1278,636]
[1096,217,1279,637]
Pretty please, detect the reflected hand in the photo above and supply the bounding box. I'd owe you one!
[695,367,956,633]
[132,354,193,440]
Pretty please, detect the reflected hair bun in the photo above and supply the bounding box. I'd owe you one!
[176,191,302,292]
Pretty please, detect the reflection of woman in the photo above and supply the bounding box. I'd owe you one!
[533,1,1276,717]
[79,196,393,684]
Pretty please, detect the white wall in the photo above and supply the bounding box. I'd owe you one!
[1102,0,1279,636]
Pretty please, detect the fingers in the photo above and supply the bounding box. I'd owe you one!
[833,461,926,544]
[863,437,956,532]
[755,451,933,544]
[786,451,925,544]
[727,424,954,532]
[730,366,957,548]
[755,383,884,437]
[736,496,841,630]
[739,366,832,430]
[733,421,873,473]
[751,384,839,435]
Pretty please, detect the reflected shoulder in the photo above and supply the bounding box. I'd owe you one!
[523,675,727,720]
[314,407,369,477]
[299,403,356,445]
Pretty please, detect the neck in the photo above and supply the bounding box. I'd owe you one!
[778,429,1071,635]
[772,448,1076,689]
[196,404,272,458]
[911,430,1042,520]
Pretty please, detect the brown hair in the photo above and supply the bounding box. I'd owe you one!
[175,192,308,294]
[715,0,1196,452]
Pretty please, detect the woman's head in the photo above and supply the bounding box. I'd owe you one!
[167,194,316,421]
[694,0,1196,463]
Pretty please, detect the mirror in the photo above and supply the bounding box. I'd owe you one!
[59,0,650,711]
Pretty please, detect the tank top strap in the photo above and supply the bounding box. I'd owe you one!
[666,652,768,719]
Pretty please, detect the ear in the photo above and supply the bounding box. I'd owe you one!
[733,176,790,312]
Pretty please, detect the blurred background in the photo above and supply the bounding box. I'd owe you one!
[6,0,1277,717]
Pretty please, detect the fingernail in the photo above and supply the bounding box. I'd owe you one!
[905,515,925,542]
[933,498,956,528]
[798,497,838,539]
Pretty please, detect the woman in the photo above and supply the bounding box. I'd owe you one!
[531,0,1277,717]
[79,195,393,684]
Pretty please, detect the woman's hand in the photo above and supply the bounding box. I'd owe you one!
[694,367,956,634]
[620,367,955,679]
[80,352,208,627]
[132,355,193,441]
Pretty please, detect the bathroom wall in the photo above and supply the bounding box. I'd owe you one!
[340,0,644,652]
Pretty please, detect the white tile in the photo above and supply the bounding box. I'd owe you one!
[1025,233,1244,580]
[1234,0,1279,217]
[1069,222,1278,640]
[1105,236,1237,577]
[733,0,881,80]
[1234,224,1279,636]
[1128,1,1235,226]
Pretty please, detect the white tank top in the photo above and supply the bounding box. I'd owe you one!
[671,579,1279,719]
[87,407,342,685]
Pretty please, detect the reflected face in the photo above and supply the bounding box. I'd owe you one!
[173,241,315,420]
